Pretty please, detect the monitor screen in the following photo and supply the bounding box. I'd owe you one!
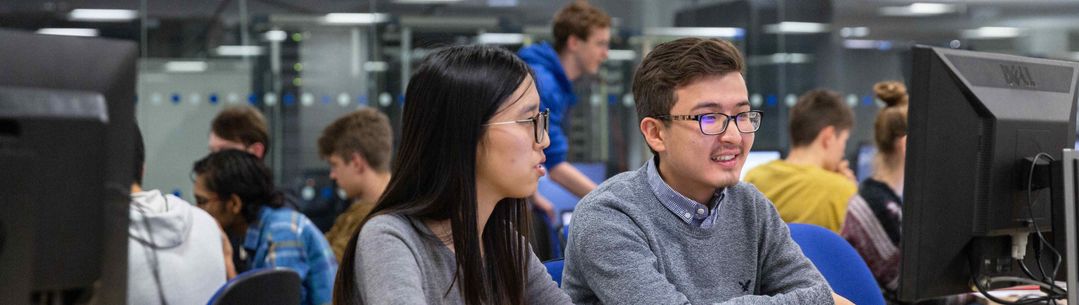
[855,143,877,183]
[900,46,1077,302]
[741,150,781,181]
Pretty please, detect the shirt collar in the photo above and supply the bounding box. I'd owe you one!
[645,157,726,227]
[243,205,272,251]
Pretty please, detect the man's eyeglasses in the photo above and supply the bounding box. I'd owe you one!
[484,108,550,144]
[651,110,763,135]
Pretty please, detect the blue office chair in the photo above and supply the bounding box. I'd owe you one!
[543,259,565,287]
[788,223,886,305]
[206,267,302,305]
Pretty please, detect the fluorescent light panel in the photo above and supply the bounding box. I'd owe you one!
[477,33,525,45]
[36,28,99,37]
[264,30,287,42]
[644,27,745,39]
[879,3,956,16]
[164,61,208,73]
[840,27,869,38]
[843,39,893,50]
[214,45,264,56]
[961,27,1022,39]
[68,9,138,22]
[323,13,389,25]
[763,22,829,34]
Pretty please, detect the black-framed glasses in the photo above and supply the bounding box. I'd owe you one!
[484,108,550,144]
[652,110,763,135]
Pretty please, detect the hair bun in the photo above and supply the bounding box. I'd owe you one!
[874,81,908,107]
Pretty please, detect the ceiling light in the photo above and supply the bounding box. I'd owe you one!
[763,22,830,34]
[214,45,264,57]
[36,28,99,37]
[68,9,137,22]
[879,3,956,17]
[961,27,1023,39]
[644,27,745,39]
[323,13,389,25]
[477,33,526,45]
[839,27,870,38]
[264,30,287,42]
[843,39,893,50]
[164,61,208,73]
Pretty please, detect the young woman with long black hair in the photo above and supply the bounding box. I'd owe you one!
[332,44,571,305]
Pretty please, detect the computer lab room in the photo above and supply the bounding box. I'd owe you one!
[2,0,1079,305]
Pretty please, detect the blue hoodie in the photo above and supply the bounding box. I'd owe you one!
[519,42,577,169]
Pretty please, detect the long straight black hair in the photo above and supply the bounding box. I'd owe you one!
[333,44,534,305]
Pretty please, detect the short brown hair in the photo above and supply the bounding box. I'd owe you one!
[552,0,611,53]
[788,89,854,148]
[318,108,393,172]
[211,105,269,150]
[873,81,908,156]
[633,37,745,123]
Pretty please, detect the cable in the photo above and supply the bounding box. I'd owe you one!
[1023,153,1066,299]
[972,274,1064,305]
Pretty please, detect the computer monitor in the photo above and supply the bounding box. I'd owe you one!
[0,30,137,304]
[855,143,877,183]
[899,46,1078,302]
[740,150,781,181]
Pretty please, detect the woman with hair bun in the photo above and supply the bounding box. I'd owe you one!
[841,81,908,300]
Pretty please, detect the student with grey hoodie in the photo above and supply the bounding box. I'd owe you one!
[128,127,228,305]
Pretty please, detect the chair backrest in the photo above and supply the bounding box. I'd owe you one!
[788,223,886,305]
[206,267,302,305]
[543,259,565,287]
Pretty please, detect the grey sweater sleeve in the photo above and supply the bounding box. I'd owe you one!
[717,198,834,305]
[355,215,430,305]
[567,197,695,305]
[526,250,573,305]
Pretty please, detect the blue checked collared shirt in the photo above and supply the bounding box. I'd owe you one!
[646,158,726,229]
[244,206,338,305]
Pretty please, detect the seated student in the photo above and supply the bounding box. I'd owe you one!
[128,126,227,305]
[332,45,571,305]
[318,108,393,260]
[745,89,857,233]
[562,37,851,305]
[841,81,907,299]
[192,150,337,305]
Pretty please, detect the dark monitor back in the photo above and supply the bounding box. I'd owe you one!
[900,46,1078,302]
[0,30,136,304]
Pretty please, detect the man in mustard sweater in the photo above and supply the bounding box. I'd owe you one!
[745,89,856,233]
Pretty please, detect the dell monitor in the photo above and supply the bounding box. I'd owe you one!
[899,46,1078,302]
[0,30,137,304]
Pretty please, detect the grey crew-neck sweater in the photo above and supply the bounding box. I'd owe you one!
[563,163,834,305]
[354,213,572,305]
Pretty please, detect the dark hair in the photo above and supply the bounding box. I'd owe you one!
[552,0,611,53]
[192,150,283,223]
[633,37,745,152]
[873,81,908,156]
[318,108,393,172]
[789,89,854,148]
[133,123,145,186]
[211,106,269,155]
[333,45,534,305]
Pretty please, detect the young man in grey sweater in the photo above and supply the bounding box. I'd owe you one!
[562,37,854,305]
